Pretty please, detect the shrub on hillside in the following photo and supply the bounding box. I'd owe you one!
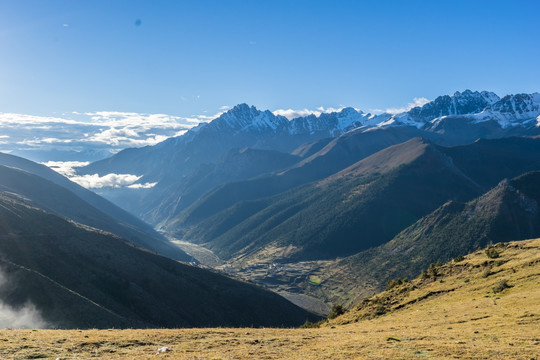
[486,246,500,259]
[373,304,387,316]
[386,277,409,290]
[493,279,510,293]
[299,320,321,329]
[327,304,345,320]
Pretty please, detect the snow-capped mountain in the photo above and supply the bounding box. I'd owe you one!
[413,90,500,119]
[379,90,501,128]
[289,107,386,135]
[79,89,540,221]
[473,93,540,127]
[425,92,540,130]
[192,104,376,138]
[155,90,539,144]
[206,104,289,133]
[83,89,540,183]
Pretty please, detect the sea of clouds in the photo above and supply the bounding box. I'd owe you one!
[0,111,209,159]
[0,99,430,190]
[0,110,215,189]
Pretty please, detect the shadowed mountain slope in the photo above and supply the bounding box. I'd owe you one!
[321,171,540,306]
[0,163,190,261]
[0,152,158,236]
[78,91,540,224]
[439,137,540,188]
[144,148,301,226]
[173,137,540,266]
[0,152,188,260]
[177,138,482,261]
[165,127,426,228]
[0,193,317,329]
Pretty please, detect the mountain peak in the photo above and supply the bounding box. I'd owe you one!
[209,104,288,133]
[452,89,473,97]
[489,93,540,113]
[406,90,500,123]
[475,93,540,126]
[287,107,367,135]
[225,103,261,118]
[451,89,499,103]
[339,107,362,116]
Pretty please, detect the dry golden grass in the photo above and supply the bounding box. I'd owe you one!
[1,238,539,359]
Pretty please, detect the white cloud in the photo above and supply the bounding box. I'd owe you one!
[317,106,351,113]
[0,113,80,127]
[385,97,431,115]
[273,106,361,120]
[0,301,48,329]
[40,161,90,177]
[127,182,157,189]
[273,109,322,120]
[0,110,215,161]
[172,130,188,137]
[191,109,228,122]
[69,173,143,189]
[83,112,198,132]
[41,163,157,189]
[40,138,73,144]
[0,269,49,329]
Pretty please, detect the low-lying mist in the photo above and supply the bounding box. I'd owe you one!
[0,269,49,329]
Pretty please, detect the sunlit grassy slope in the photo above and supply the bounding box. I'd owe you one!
[1,238,538,359]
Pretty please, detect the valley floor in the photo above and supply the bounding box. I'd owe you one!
[1,238,538,359]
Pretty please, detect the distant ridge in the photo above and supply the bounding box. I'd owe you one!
[0,155,190,261]
[78,90,540,224]
[313,170,540,307]
[0,193,317,328]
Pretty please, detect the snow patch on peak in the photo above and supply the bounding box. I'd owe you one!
[385,113,425,128]
[338,107,362,116]
[225,103,261,120]
[166,91,539,143]
[468,93,540,128]
[479,91,501,105]
[288,107,371,135]
[487,93,540,115]
[208,104,288,133]
[253,110,289,131]
[334,107,365,131]
[401,90,501,125]
[453,89,499,103]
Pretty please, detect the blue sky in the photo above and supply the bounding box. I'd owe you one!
[1,0,539,117]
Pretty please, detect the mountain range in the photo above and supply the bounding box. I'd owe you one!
[71,89,540,310]
[2,89,540,323]
[0,152,190,262]
[79,90,540,224]
[0,163,316,328]
[326,170,540,305]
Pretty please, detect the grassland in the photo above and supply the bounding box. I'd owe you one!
[1,238,538,359]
